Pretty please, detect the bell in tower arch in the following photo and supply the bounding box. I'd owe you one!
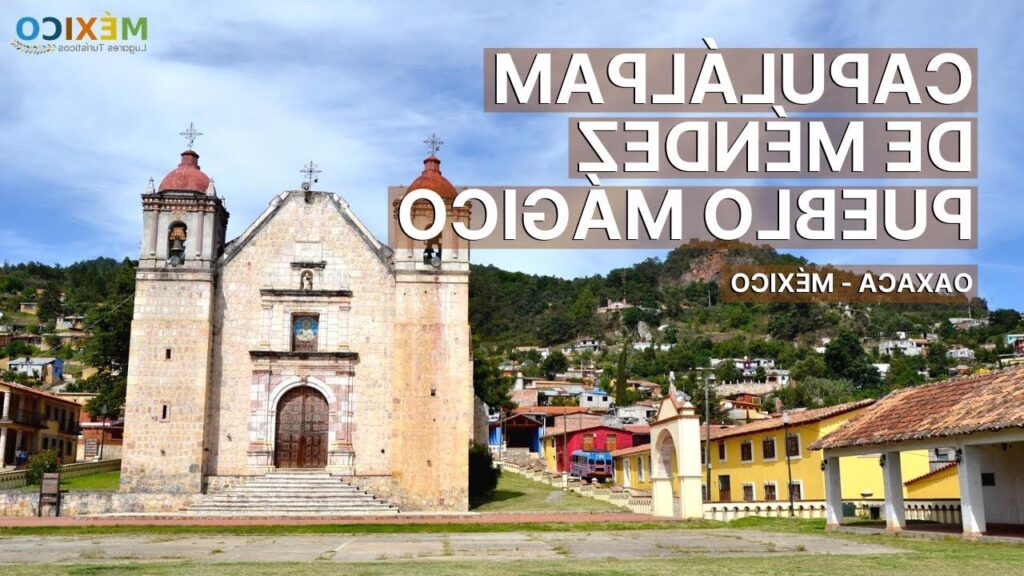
[168,223,187,266]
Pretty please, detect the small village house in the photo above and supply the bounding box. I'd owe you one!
[7,357,64,385]
[57,391,124,461]
[1,381,81,468]
[18,302,38,315]
[579,388,612,411]
[813,367,1024,538]
[540,415,649,475]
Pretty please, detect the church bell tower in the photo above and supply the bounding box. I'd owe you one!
[121,125,229,493]
[389,135,473,510]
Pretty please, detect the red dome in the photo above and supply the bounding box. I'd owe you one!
[406,156,457,200]
[158,150,210,193]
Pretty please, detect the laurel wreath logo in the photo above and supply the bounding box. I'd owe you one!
[10,39,56,54]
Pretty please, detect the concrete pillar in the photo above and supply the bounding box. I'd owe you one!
[882,451,906,531]
[823,455,843,529]
[957,444,987,537]
[1,392,11,420]
[0,427,8,466]
[652,476,674,517]
[14,429,23,451]
[676,406,705,520]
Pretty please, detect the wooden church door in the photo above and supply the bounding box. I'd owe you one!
[275,387,329,468]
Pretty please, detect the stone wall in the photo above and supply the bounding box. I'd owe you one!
[1,491,199,517]
[206,192,395,477]
[390,273,472,511]
[121,269,215,494]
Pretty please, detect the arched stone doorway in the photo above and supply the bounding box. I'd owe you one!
[274,386,329,469]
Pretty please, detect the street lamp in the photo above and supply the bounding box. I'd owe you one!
[782,410,794,517]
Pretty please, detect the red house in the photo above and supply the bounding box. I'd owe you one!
[542,420,650,474]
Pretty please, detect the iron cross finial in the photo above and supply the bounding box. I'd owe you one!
[300,161,322,186]
[424,133,443,157]
[179,122,203,150]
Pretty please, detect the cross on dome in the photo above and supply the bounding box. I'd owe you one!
[424,133,443,157]
[179,122,203,150]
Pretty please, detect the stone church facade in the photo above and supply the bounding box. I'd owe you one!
[120,144,473,511]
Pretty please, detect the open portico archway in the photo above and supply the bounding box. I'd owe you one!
[274,386,329,469]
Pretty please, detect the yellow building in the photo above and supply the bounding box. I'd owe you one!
[612,443,652,491]
[1,380,81,467]
[701,400,941,503]
[904,463,960,499]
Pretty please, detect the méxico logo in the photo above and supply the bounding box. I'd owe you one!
[10,12,148,55]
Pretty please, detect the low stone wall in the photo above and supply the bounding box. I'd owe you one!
[705,501,827,521]
[498,460,653,515]
[1,491,199,517]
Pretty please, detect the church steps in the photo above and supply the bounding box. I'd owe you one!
[185,474,399,516]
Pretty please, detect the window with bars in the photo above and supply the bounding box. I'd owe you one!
[764,482,778,501]
[743,484,755,502]
[740,441,753,462]
[786,433,801,458]
[788,481,802,501]
[718,442,727,461]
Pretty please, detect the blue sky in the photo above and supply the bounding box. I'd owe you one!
[1,1,1021,308]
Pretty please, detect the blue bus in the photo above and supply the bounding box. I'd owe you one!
[570,450,613,481]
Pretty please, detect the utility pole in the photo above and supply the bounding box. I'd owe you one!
[783,410,795,517]
[561,409,568,487]
[704,364,712,501]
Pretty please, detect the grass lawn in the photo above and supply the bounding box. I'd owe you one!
[470,471,622,512]
[17,470,120,492]
[60,470,120,491]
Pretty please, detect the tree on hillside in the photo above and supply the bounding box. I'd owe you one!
[791,354,826,382]
[925,341,952,378]
[766,377,857,409]
[886,352,925,389]
[37,283,62,322]
[76,259,136,415]
[473,345,514,410]
[714,361,743,383]
[541,350,569,379]
[823,330,881,391]
[614,344,629,406]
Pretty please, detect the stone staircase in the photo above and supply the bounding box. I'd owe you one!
[186,472,400,517]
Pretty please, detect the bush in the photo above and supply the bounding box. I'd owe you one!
[26,450,60,484]
[468,442,500,500]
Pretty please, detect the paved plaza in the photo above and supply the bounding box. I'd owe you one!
[0,529,901,564]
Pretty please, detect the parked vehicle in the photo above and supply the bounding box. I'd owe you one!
[570,450,612,481]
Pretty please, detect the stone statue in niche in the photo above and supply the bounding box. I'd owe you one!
[300,270,313,291]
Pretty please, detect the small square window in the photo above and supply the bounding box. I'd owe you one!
[161,405,169,421]
[165,348,172,360]
[981,472,996,486]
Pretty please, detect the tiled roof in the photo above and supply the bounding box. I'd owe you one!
[710,399,875,441]
[540,415,614,438]
[811,366,1024,450]
[512,406,588,416]
[612,443,650,458]
[1,380,81,408]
